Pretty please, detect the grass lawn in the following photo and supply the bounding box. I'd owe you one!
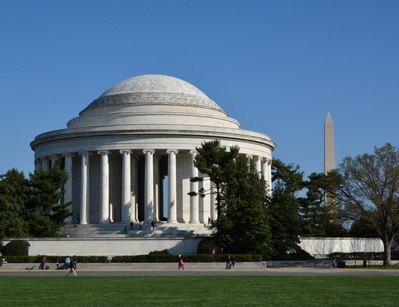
[0,276,398,306]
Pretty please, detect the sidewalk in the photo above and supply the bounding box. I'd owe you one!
[0,260,335,271]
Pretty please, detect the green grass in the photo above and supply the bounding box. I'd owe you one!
[0,276,398,306]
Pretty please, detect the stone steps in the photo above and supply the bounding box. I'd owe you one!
[59,222,212,238]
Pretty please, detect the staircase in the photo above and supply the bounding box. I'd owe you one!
[59,222,212,238]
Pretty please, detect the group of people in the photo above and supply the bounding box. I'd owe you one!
[124,221,156,233]
[65,255,78,276]
[39,255,78,275]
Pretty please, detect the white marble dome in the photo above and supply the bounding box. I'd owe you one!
[82,74,224,113]
[68,74,234,129]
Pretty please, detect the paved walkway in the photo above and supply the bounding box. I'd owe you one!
[1,263,399,277]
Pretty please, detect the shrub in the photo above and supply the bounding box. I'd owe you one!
[269,245,314,261]
[148,249,170,255]
[197,237,218,254]
[3,240,30,256]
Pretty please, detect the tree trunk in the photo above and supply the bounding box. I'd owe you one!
[382,237,393,266]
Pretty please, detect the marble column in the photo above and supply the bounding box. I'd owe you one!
[98,151,110,223]
[80,152,89,224]
[189,150,199,224]
[210,183,217,221]
[131,156,139,222]
[167,149,178,223]
[144,149,155,224]
[262,158,268,183]
[34,158,41,171]
[51,155,59,168]
[64,153,73,222]
[153,155,161,222]
[263,158,272,196]
[41,156,49,171]
[255,156,261,175]
[120,150,131,223]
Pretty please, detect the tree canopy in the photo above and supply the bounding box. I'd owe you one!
[193,140,272,255]
[336,143,399,265]
[0,163,73,239]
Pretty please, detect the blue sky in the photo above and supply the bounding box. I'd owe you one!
[1,0,398,178]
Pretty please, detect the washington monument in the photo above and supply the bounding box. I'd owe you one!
[324,112,336,174]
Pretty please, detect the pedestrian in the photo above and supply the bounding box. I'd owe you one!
[40,256,48,270]
[139,222,143,230]
[56,256,59,269]
[151,220,156,230]
[0,258,7,267]
[65,256,71,270]
[124,226,128,234]
[130,221,134,230]
[211,249,216,255]
[225,255,232,269]
[66,259,77,276]
[72,255,78,270]
[178,254,185,270]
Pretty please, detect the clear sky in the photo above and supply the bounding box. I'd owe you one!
[1,0,398,178]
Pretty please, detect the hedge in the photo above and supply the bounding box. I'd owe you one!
[2,254,261,263]
[111,254,262,263]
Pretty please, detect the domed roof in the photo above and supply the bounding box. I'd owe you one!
[82,74,224,113]
[101,74,208,98]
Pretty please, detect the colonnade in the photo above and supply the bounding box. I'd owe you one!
[35,150,272,226]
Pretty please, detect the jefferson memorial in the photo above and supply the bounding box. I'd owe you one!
[30,74,275,234]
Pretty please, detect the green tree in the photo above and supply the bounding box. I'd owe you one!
[216,155,272,255]
[25,162,73,237]
[193,140,272,255]
[299,172,347,237]
[0,169,29,239]
[269,159,304,258]
[336,143,399,266]
[193,140,239,217]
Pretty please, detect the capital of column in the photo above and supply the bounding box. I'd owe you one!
[98,150,110,156]
[63,152,75,158]
[189,149,197,156]
[167,149,179,155]
[119,149,132,155]
[79,152,92,157]
[143,149,155,155]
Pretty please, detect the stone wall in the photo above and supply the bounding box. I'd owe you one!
[299,237,383,258]
[2,237,202,258]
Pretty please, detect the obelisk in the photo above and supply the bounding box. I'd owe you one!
[324,112,335,174]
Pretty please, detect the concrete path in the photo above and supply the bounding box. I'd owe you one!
[1,263,399,277]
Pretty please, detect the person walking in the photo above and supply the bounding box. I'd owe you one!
[151,220,156,231]
[178,254,185,270]
[65,256,71,270]
[72,255,78,270]
[66,259,77,276]
[225,255,232,269]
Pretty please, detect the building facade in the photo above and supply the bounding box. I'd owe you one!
[30,75,275,228]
